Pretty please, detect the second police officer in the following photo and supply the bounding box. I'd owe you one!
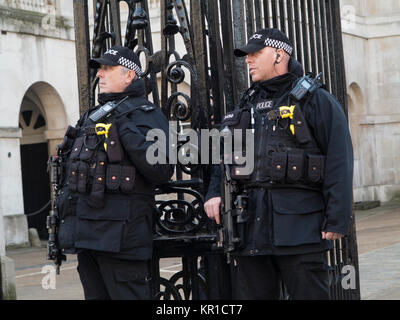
[204,28,354,299]
[55,46,174,299]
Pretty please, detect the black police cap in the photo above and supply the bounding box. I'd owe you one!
[89,45,143,77]
[234,28,293,57]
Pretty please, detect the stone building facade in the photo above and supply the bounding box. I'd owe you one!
[341,0,400,202]
[0,0,76,254]
[0,0,399,255]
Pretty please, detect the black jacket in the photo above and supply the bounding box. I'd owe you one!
[206,61,354,255]
[57,79,174,260]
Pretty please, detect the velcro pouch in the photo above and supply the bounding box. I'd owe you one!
[95,151,107,175]
[307,154,325,183]
[79,135,97,161]
[106,164,121,192]
[77,162,89,194]
[65,125,79,139]
[120,166,136,193]
[68,161,79,192]
[231,165,251,180]
[88,151,107,209]
[221,108,251,163]
[287,152,304,183]
[106,124,123,164]
[75,197,131,253]
[293,105,312,145]
[230,151,251,180]
[271,152,287,182]
[88,174,106,208]
[70,137,84,160]
[58,136,74,154]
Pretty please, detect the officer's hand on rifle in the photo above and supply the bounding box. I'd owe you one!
[204,197,222,225]
[321,231,344,241]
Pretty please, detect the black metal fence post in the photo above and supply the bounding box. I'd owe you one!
[73,0,91,114]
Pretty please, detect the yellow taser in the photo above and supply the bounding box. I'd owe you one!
[95,123,112,151]
[279,105,296,135]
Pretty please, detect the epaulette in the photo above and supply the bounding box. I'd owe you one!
[238,83,260,109]
[138,105,156,112]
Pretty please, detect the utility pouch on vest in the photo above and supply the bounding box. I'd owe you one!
[106,123,124,163]
[230,151,251,180]
[271,152,287,182]
[58,126,79,154]
[58,136,74,154]
[68,161,79,192]
[120,165,136,193]
[70,137,84,160]
[287,152,304,183]
[293,105,312,145]
[221,108,251,179]
[306,154,325,183]
[88,150,107,209]
[58,125,79,154]
[77,162,89,194]
[231,165,251,180]
[106,164,121,192]
[79,135,97,161]
[65,125,79,139]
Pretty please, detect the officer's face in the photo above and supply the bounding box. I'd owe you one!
[96,65,133,94]
[245,47,279,82]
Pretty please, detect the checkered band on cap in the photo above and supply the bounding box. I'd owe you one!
[264,38,293,56]
[118,56,143,77]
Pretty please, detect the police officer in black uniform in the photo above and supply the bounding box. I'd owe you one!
[204,29,353,299]
[55,46,174,299]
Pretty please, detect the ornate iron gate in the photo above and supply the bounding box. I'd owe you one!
[72,0,360,300]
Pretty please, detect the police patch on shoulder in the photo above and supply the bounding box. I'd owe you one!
[223,112,235,121]
[138,105,156,112]
[256,100,273,111]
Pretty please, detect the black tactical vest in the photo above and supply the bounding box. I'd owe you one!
[222,85,325,191]
[58,100,154,209]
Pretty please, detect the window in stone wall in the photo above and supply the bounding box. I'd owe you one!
[19,97,47,145]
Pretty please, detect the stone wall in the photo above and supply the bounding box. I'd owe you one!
[0,1,78,247]
[341,0,400,202]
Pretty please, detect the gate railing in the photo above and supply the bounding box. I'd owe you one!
[72,0,360,300]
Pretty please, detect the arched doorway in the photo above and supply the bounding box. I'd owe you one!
[19,82,67,239]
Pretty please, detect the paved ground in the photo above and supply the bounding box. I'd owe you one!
[5,198,400,300]
[355,198,400,300]
[6,246,183,300]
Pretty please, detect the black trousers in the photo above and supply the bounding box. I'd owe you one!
[231,251,331,300]
[77,251,151,300]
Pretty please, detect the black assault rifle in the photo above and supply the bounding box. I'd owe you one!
[46,155,66,274]
[218,126,249,263]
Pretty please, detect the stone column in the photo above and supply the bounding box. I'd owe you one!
[0,127,21,300]
[0,127,29,249]
[44,128,66,156]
